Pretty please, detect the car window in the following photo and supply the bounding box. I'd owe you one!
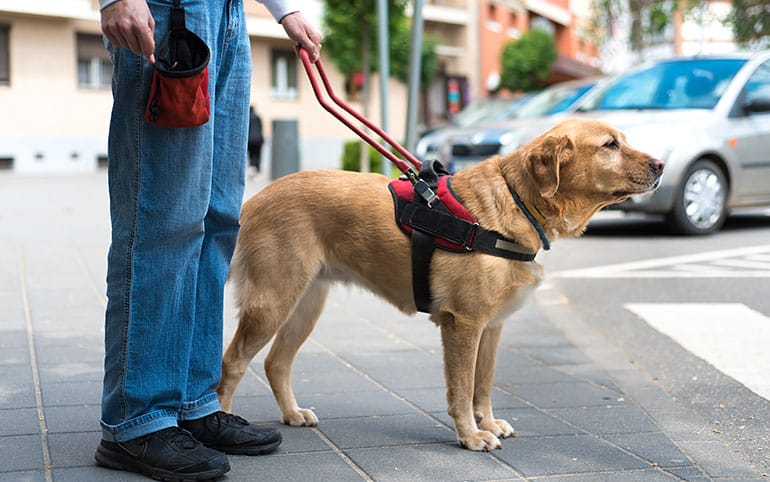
[582,58,746,111]
[449,97,530,128]
[744,60,770,104]
[513,82,595,118]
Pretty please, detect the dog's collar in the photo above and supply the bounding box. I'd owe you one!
[509,188,551,251]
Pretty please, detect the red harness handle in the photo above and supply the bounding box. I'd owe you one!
[295,46,423,175]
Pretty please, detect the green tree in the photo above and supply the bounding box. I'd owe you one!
[499,29,557,93]
[728,0,770,48]
[322,0,409,78]
[590,0,699,55]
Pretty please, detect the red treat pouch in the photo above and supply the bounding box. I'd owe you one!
[145,0,211,128]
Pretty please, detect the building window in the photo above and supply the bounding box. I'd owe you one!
[77,33,111,89]
[271,49,297,99]
[0,24,10,85]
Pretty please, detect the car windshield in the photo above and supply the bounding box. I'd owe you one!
[450,98,527,127]
[513,82,595,118]
[580,58,747,111]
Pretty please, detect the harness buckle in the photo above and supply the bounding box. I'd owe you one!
[465,223,479,251]
[413,179,438,207]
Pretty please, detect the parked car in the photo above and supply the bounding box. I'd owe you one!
[574,51,770,234]
[414,95,531,161]
[440,77,601,171]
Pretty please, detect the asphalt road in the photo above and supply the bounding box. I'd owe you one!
[537,209,770,475]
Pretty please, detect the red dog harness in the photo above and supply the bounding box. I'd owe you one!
[388,161,547,313]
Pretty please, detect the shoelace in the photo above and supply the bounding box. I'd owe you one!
[150,427,200,450]
[213,411,249,428]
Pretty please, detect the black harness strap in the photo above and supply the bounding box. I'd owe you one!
[391,161,543,313]
[396,199,538,261]
[411,229,435,313]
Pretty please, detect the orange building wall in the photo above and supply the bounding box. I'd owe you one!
[478,0,598,95]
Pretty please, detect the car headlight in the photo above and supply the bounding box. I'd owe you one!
[498,132,523,156]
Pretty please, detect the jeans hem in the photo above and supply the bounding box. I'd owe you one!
[100,409,179,442]
[179,392,221,421]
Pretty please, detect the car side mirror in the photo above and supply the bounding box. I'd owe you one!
[743,97,770,114]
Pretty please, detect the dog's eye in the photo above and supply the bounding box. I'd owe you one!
[604,139,619,149]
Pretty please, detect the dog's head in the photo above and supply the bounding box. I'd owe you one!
[503,118,664,235]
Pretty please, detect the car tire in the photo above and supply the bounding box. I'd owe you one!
[666,159,728,235]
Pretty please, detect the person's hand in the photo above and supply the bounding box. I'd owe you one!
[280,12,322,63]
[101,0,156,64]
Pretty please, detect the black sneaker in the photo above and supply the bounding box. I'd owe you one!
[180,411,282,455]
[95,426,230,482]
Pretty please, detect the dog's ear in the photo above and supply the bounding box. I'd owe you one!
[526,135,573,197]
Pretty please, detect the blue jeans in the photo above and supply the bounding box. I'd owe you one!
[101,0,250,442]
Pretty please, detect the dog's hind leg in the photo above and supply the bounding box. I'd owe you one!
[217,295,287,412]
[473,323,515,439]
[264,278,329,427]
[217,263,311,413]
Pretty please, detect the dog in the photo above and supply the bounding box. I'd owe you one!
[216,118,664,451]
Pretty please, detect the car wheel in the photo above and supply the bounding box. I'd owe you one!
[667,159,728,235]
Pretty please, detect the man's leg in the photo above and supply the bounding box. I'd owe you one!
[98,0,231,479]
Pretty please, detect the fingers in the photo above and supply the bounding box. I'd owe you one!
[280,12,322,62]
[101,0,156,63]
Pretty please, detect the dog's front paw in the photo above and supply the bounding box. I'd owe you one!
[479,418,515,439]
[282,408,318,427]
[458,430,502,451]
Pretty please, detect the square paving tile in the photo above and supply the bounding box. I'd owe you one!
[348,443,521,481]
[0,383,36,409]
[0,363,33,385]
[229,451,364,482]
[531,468,681,481]
[496,366,580,386]
[0,346,28,364]
[494,434,649,477]
[41,380,101,406]
[284,367,382,395]
[509,381,626,409]
[0,435,43,472]
[53,466,145,482]
[546,405,658,435]
[38,362,103,385]
[0,407,40,436]
[318,413,455,449]
[47,431,101,469]
[45,404,100,434]
[0,470,46,482]
[603,432,693,468]
[307,391,420,420]
[359,365,447,390]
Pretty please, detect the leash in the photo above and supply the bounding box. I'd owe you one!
[295,47,438,206]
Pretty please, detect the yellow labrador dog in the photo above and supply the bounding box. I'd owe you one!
[217,119,664,451]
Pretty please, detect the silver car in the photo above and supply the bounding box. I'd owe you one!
[576,52,770,234]
[415,96,530,161]
[441,77,601,171]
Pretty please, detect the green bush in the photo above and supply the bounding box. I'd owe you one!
[500,28,557,92]
[340,140,402,177]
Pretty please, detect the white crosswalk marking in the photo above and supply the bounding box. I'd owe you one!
[553,245,770,278]
[625,303,770,400]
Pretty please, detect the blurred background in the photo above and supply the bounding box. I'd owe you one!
[0,0,764,174]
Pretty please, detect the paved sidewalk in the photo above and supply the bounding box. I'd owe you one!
[0,172,766,481]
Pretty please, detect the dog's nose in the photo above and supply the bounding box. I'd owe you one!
[650,158,665,175]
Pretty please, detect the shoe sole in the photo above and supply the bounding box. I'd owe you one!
[95,445,230,482]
